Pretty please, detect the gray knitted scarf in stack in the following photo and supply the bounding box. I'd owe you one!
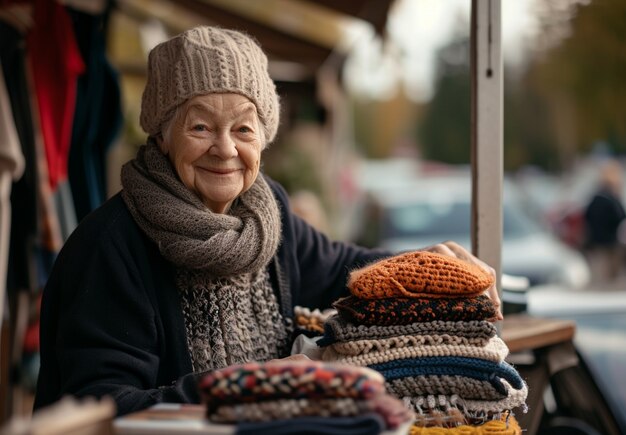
[121,142,290,372]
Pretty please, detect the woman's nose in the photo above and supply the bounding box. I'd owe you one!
[209,132,238,158]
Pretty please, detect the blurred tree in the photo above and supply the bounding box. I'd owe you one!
[503,71,561,172]
[351,91,420,159]
[530,0,626,157]
[418,38,471,165]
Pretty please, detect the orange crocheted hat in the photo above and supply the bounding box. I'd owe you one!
[348,251,494,299]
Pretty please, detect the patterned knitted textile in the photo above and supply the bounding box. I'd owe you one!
[318,316,497,346]
[409,413,522,434]
[210,395,413,429]
[369,357,525,396]
[333,295,497,326]
[322,336,509,366]
[386,375,507,400]
[199,361,385,412]
[402,382,529,416]
[348,251,493,300]
[178,268,291,372]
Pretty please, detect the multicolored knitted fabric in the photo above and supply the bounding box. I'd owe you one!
[368,357,525,396]
[209,395,413,428]
[199,361,385,411]
[348,251,493,300]
[409,413,522,434]
[322,336,509,366]
[386,375,507,400]
[333,295,497,326]
[318,316,497,346]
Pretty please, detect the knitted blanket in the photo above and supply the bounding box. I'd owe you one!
[402,380,529,415]
[369,357,524,396]
[318,316,497,346]
[386,375,507,400]
[210,395,413,429]
[322,336,509,366]
[199,361,385,411]
[333,295,497,326]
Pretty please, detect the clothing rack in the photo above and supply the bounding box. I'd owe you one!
[0,0,122,423]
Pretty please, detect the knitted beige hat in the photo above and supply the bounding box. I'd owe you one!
[140,26,280,143]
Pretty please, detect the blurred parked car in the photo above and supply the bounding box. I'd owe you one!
[353,173,591,288]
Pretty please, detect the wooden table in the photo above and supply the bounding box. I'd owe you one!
[501,313,578,435]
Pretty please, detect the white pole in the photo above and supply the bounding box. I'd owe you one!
[470,0,503,294]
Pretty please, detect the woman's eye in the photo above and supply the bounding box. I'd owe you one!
[192,124,207,132]
[238,126,252,134]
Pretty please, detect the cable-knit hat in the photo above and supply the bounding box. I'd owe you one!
[140,26,280,143]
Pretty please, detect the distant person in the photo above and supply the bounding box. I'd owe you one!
[583,159,626,285]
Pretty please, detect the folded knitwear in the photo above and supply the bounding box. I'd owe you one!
[348,251,493,300]
[318,316,497,346]
[333,295,497,326]
[369,357,525,396]
[235,414,386,435]
[199,361,385,411]
[386,375,508,400]
[409,412,522,434]
[210,395,413,429]
[402,381,529,416]
[323,336,509,366]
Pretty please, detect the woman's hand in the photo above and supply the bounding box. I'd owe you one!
[421,241,503,321]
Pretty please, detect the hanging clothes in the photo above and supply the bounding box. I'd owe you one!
[67,4,122,221]
[0,65,24,178]
[0,19,40,296]
[0,63,25,322]
[27,0,85,191]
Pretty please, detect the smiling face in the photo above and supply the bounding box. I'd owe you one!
[159,93,265,214]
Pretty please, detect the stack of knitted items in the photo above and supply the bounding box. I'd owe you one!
[319,251,527,430]
[199,360,414,434]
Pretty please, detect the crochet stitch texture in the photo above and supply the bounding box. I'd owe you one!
[369,357,525,396]
[348,251,494,299]
[318,316,497,346]
[403,382,529,415]
[322,336,509,366]
[386,375,508,400]
[333,295,497,326]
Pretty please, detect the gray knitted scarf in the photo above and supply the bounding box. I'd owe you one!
[121,142,290,371]
[121,142,281,274]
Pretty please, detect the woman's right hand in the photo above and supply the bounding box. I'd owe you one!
[421,241,503,321]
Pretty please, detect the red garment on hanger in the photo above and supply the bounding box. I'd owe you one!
[27,0,85,190]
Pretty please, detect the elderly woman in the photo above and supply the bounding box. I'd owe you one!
[34,26,501,416]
